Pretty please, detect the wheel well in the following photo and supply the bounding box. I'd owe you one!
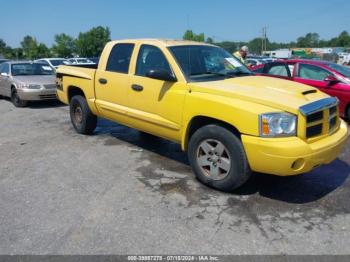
[184,116,241,150]
[68,86,85,102]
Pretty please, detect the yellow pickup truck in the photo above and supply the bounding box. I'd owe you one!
[56,39,347,191]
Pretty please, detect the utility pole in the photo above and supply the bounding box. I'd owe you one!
[261,26,267,55]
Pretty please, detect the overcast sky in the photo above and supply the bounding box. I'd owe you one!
[0,0,349,47]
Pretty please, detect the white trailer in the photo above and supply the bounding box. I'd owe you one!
[263,49,292,59]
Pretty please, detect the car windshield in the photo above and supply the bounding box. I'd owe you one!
[326,63,350,78]
[50,59,69,66]
[11,63,54,76]
[169,45,252,81]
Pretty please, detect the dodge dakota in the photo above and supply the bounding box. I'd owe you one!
[56,39,348,191]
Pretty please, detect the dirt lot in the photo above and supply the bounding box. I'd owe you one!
[0,99,349,255]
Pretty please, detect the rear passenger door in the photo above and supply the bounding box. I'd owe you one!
[262,62,292,80]
[95,43,135,122]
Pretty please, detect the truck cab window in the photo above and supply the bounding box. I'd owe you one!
[106,43,134,74]
[136,45,172,77]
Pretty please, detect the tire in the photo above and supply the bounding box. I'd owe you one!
[69,95,97,135]
[11,89,28,107]
[346,106,350,121]
[188,124,251,192]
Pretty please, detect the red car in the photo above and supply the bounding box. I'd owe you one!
[251,59,350,119]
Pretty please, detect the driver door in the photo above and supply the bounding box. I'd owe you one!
[127,44,186,141]
[294,63,333,93]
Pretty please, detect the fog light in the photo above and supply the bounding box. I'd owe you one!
[291,158,305,170]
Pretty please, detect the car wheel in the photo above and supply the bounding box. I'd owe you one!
[346,106,350,121]
[188,124,251,192]
[11,89,28,107]
[70,95,97,135]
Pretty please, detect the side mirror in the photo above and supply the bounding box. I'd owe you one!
[0,72,8,77]
[324,75,338,85]
[146,69,176,82]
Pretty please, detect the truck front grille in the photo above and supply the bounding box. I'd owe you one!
[305,104,339,139]
[306,124,323,138]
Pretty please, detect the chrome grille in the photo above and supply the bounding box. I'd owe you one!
[300,97,339,140]
[44,84,57,89]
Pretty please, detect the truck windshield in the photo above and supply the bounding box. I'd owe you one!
[11,63,54,76]
[169,45,252,81]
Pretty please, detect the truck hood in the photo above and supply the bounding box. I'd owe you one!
[190,76,329,114]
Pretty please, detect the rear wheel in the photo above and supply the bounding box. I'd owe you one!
[188,124,251,192]
[11,89,27,107]
[70,95,97,135]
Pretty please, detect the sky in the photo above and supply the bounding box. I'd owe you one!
[0,0,349,47]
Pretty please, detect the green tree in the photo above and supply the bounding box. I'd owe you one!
[0,39,6,53]
[21,35,39,59]
[52,33,75,57]
[183,30,205,42]
[336,31,350,47]
[206,37,214,44]
[75,26,111,57]
[216,41,237,54]
[296,33,320,47]
[248,37,264,54]
[37,43,50,58]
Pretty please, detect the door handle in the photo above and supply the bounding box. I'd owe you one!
[131,84,143,92]
[99,78,108,84]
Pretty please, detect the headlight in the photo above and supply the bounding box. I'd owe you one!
[17,83,29,89]
[259,112,297,137]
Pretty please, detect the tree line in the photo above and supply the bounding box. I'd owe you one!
[1,27,350,60]
[183,30,350,54]
[0,26,111,60]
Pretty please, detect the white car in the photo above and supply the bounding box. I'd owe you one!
[67,58,95,65]
[35,58,71,69]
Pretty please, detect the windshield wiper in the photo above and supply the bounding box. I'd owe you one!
[225,70,253,77]
[189,71,226,77]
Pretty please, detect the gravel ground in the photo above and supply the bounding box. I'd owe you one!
[0,99,349,255]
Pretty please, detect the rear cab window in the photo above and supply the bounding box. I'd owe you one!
[106,43,135,74]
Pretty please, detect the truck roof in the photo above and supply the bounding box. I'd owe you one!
[109,39,215,47]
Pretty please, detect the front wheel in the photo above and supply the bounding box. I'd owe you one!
[11,89,28,107]
[346,106,350,121]
[188,125,251,192]
[70,95,97,135]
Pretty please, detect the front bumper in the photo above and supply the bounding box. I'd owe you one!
[242,120,348,176]
[17,88,57,101]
